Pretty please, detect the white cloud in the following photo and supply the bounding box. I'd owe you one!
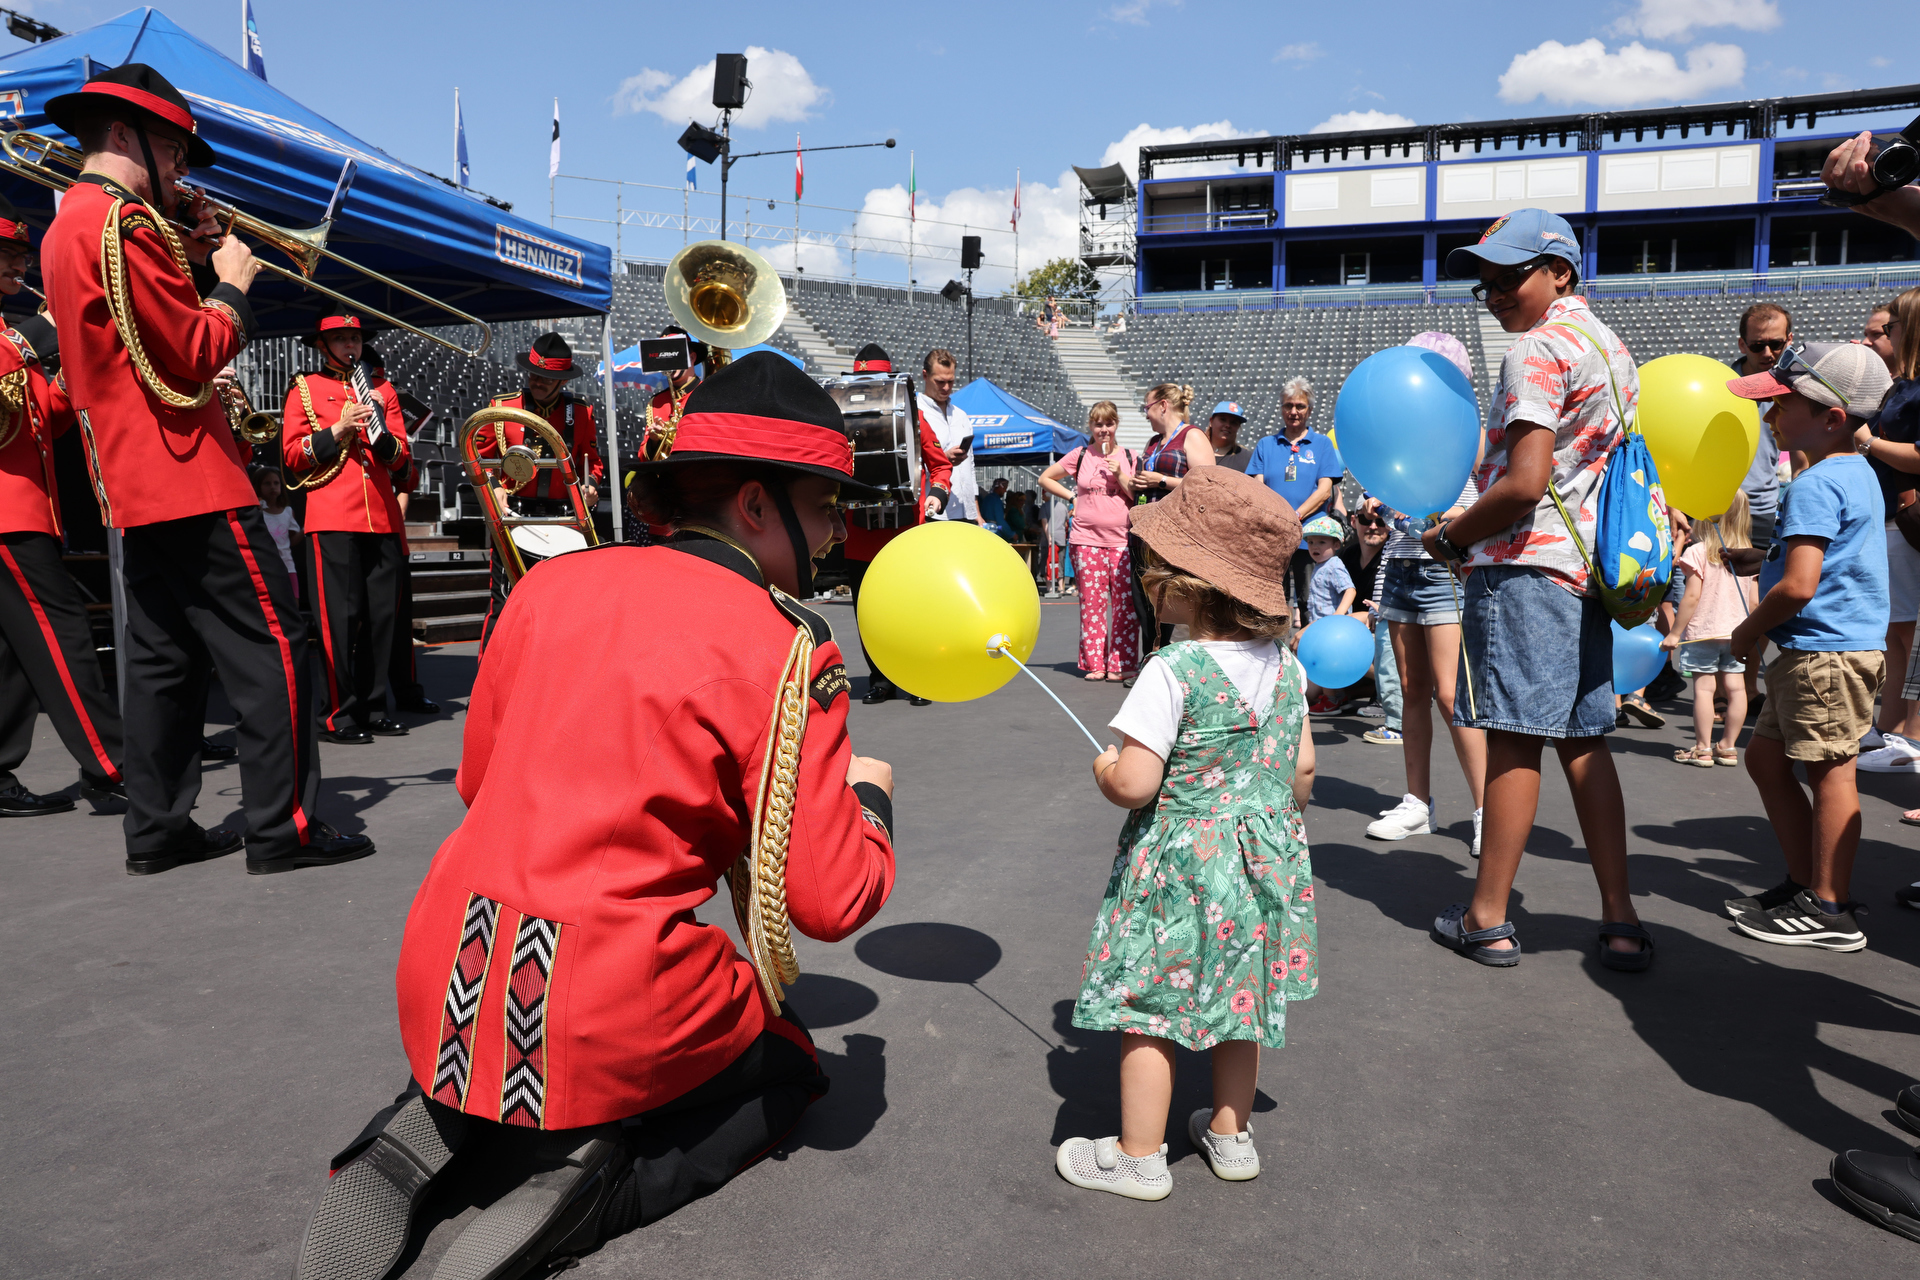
[1497,39,1745,107]
[1609,0,1779,41]
[1274,42,1322,63]
[1310,110,1416,133]
[1105,0,1180,24]
[613,47,826,129]
[1098,120,1254,179]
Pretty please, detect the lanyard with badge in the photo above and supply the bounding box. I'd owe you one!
[1284,435,1307,484]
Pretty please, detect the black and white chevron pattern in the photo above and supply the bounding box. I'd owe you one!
[430,893,500,1104]
[499,913,560,1128]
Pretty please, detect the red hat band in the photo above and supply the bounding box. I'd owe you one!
[79,82,197,137]
[672,411,853,477]
[529,350,573,372]
[852,358,892,373]
[0,219,27,245]
[318,315,362,332]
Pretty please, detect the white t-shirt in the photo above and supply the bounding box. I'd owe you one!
[1109,639,1285,760]
[919,393,975,520]
[261,505,301,573]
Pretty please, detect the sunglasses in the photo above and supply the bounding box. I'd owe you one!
[1470,258,1550,303]
[1773,344,1850,407]
[1745,337,1788,353]
[1353,516,1385,528]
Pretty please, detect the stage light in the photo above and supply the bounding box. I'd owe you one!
[886,139,897,147]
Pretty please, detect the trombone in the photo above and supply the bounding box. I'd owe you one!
[457,405,600,587]
[0,128,492,359]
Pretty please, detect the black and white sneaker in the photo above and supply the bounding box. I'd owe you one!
[1732,890,1866,952]
[1896,882,1920,911]
[1724,878,1806,920]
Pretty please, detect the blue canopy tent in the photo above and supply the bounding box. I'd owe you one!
[0,8,611,333]
[951,378,1087,463]
[600,345,666,395]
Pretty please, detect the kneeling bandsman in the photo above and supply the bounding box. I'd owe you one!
[471,330,603,650]
[281,310,412,744]
[291,352,897,1280]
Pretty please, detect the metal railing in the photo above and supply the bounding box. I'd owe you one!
[1141,209,1278,235]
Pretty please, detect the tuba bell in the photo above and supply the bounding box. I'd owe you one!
[662,239,788,377]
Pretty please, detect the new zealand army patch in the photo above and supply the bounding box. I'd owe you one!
[810,663,850,712]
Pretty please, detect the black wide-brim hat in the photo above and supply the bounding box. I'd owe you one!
[628,349,886,497]
[852,343,891,373]
[46,64,217,169]
[300,309,385,349]
[516,330,587,380]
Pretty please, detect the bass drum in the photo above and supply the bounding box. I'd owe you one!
[509,524,590,573]
[821,373,921,527]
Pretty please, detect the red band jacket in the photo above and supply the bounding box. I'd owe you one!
[842,409,954,562]
[44,175,254,529]
[280,366,411,535]
[0,319,76,537]
[471,389,604,502]
[394,535,896,1128]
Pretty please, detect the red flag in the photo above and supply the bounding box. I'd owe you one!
[1011,167,1021,229]
[795,134,804,201]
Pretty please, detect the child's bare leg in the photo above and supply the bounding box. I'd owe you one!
[1719,672,1748,749]
[1746,734,1813,888]
[1119,1033,1176,1157]
[1692,674,1715,752]
[1556,736,1640,949]
[1805,758,1862,905]
[1209,1040,1259,1135]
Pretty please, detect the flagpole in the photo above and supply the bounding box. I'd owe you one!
[549,97,557,228]
[793,133,801,292]
[907,148,914,308]
[1013,166,1021,289]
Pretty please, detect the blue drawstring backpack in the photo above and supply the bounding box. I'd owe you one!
[1545,323,1673,629]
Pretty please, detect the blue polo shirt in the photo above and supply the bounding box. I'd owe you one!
[1247,429,1342,514]
[1758,454,1888,652]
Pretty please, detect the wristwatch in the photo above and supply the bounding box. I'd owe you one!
[1858,432,1877,456]
[1433,522,1470,563]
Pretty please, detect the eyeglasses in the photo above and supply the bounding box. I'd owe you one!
[1470,258,1550,303]
[1745,337,1788,353]
[1352,516,1385,529]
[1773,344,1850,406]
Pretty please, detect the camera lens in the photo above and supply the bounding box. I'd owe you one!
[1872,138,1920,189]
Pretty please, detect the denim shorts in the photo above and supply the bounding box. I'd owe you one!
[1676,638,1743,676]
[1452,566,1616,738]
[1379,557,1464,626]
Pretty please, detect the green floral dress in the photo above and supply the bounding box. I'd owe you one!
[1072,641,1318,1051]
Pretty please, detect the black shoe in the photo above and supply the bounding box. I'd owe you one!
[0,782,75,817]
[1896,882,1920,911]
[366,718,410,737]
[431,1127,626,1280]
[862,681,896,705]
[80,778,128,814]
[126,824,242,875]
[199,736,238,761]
[1732,890,1867,952]
[292,1094,467,1280]
[909,695,932,707]
[396,695,440,714]
[1831,1147,1920,1244]
[246,821,376,874]
[1898,1084,1920,1137]
[1724,877,1806,921]
[320,727,374,745]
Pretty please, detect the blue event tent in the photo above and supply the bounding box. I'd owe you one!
[950,378,1087,463]
[0,8,611,338]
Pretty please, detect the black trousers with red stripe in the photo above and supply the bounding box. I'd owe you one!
[309,531,404,732]
[0,531,122,791]
[388,561,424,702]
[121,507,319,859]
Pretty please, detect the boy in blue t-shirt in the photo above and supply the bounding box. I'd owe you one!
[1726,342,1894,953]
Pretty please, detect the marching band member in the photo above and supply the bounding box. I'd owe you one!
[43,63,370,874]
[281,311,413,743]
[291,353,897,1280]
[841,343,951,706]
[0,195,126,818]
[471,330,603,649]
[640,323,703,461]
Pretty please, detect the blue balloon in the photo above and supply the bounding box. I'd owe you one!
[1297,615,1374,689]
[1334,347,1481,521]
[1610,621,1668,694]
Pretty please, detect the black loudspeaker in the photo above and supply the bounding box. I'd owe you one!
[713,54,749,109]
[960,235,982,269]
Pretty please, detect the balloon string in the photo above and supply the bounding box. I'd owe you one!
[994,645,1104,751]
[1445,571,1479,721]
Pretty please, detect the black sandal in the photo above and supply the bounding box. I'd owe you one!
[1431,904,1522,968]
[1597,921,1655,972]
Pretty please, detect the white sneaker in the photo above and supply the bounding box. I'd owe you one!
[1187,1108,1260,1181]
[1367,794,1432,840]
[1055,1137,1172,1200]
[1858,734,1920,773]
[1471,808,1483,859]
[1860,726,1887,751]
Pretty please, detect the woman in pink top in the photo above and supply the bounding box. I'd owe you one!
[1041,402,1139,679]
[1660,490,1760,766]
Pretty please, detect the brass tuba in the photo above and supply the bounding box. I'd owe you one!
[217,380,279,447]
[662,239,788,377]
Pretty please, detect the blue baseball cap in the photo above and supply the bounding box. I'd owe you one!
[1444,208,1582,279]
[1210,400,1245,420]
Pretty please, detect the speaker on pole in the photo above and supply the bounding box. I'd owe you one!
[960,235,982,270]
[713,54,750,109]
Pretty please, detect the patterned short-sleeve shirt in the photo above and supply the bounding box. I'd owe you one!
[1465,295,1636,595]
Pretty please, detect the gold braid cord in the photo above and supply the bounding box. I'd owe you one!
[0,365,25,450]
[285,374,348,490]
[99,197,213,412]
[728,621,814,1007]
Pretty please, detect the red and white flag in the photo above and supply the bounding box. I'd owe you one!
[1011,167,1021,229]
[795,134,804,201]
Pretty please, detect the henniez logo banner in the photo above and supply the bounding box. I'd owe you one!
[495,226,584,286]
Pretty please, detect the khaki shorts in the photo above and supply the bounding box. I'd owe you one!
[1753,648,1885,761]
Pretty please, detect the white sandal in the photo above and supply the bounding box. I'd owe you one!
[1055,1136,1172,1200]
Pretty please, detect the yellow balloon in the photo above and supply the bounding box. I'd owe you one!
[1635,353,1762,518]
[856,521,1041,702]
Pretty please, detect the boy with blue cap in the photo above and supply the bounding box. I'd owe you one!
[1420,209,1652,971]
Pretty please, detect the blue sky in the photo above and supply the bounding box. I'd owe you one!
[11,0,1916,292]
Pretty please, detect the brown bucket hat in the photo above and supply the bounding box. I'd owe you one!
[1130,468,1300,618]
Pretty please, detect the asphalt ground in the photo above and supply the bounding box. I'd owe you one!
[6,598,1919,1278]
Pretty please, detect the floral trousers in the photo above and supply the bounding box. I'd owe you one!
[1075,545,1139,675]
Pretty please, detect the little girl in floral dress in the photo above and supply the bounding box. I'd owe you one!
[1057,468,1318,1201]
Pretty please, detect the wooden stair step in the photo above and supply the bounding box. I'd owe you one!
[411,589,490,620]
[408,567,489,593]
[416,613,485,644]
